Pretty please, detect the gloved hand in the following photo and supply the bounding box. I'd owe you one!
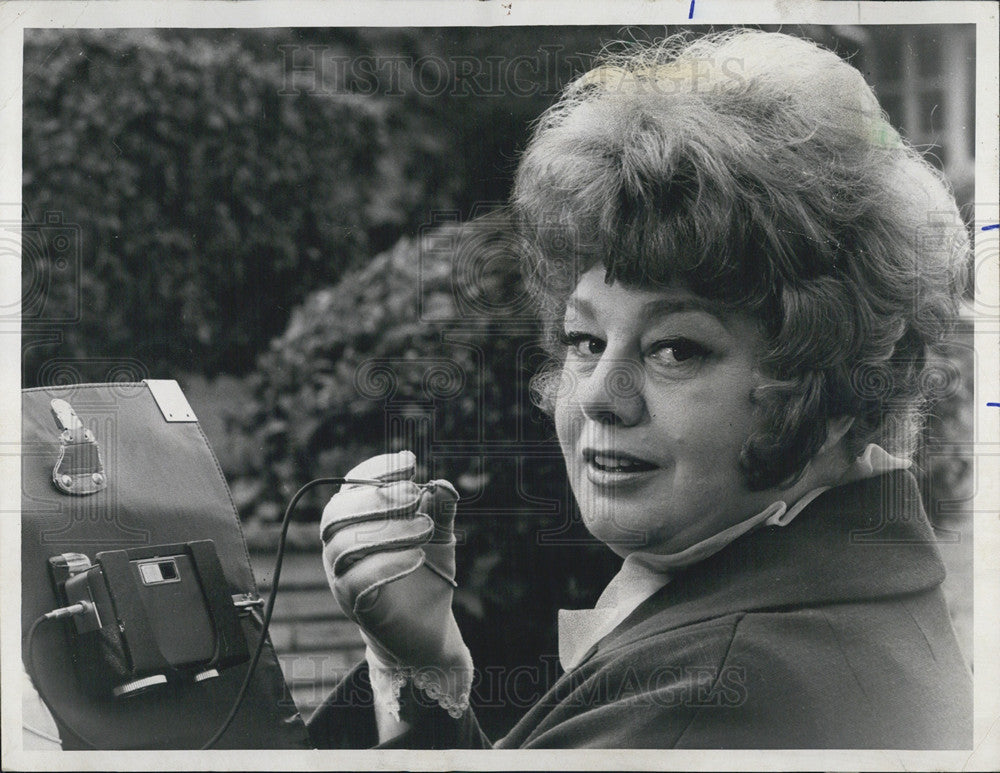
[320,450,472,717]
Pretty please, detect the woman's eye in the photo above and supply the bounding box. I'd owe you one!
[647,338,710,366]
[559,331,605,357]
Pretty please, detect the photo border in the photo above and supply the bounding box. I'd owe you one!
[1,2,997,770]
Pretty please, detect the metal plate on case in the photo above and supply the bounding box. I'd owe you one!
[144,379,198,423]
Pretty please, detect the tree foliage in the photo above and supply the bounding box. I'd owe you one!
[21,26,635,382]
[22,29,447,377]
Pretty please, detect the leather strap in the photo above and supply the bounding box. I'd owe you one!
[186,540,248,668]
[96,550,175,676]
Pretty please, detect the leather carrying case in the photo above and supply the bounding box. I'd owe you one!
[21,380,312,750]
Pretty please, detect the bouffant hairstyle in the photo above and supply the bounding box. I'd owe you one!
[513,29,970,491]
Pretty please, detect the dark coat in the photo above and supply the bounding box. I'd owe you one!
[308,470,972,749]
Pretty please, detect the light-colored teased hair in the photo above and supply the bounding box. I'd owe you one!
[513,29,970,490]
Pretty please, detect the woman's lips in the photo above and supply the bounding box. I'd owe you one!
[582,448,658,487]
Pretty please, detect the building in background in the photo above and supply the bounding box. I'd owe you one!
[822,24,975,208]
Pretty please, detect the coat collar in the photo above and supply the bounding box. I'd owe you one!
[593,469,946,659]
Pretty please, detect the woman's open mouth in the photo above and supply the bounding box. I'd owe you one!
[582,449,658,486]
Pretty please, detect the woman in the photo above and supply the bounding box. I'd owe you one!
[308,29,972,749]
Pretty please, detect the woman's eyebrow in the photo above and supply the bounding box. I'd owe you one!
[640,297,728,320]
[564,295,731,330]
[564,297,594,318]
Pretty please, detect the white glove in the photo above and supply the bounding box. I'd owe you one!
[320,450,472,718]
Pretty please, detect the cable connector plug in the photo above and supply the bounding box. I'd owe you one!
[43,601,88,619]
[44,599,101,632]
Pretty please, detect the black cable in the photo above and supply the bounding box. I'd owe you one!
[24,612,107,750]
[23,475,382,751]
[199,476,365,749]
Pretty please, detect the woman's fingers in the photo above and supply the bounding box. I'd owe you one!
[325,513,435,576]
[329,545,426,620]
[320,479,422,545]
[318,457,471,688]
[318,454,465,652]
[341,450,416,490]
[418,480,461,585]
[419,479,460,540]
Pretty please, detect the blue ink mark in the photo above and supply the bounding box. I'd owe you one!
[688,0,695,19]
[983,224,999,231]
[988,402,1000,407]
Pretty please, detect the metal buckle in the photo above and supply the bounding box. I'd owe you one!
[50,398,108,496]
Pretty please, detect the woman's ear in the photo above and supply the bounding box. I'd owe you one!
[785,416,857,497]
[820,415,855,456]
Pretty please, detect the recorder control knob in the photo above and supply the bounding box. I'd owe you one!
[193,669,219,683]
[112,674,167,698]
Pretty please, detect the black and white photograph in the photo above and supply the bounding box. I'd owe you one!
[2,1,998,770]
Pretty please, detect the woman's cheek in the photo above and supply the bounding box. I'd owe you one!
[552,386,583,455]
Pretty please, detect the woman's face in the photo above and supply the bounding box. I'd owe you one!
[554,266,787,558]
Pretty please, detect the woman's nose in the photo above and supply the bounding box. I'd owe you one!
[575,356,646,426]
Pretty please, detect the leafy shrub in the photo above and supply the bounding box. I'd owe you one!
[236,215,620,732]
[21,29,460,380]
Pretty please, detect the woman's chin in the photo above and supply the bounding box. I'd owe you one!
[579,509,671,556]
